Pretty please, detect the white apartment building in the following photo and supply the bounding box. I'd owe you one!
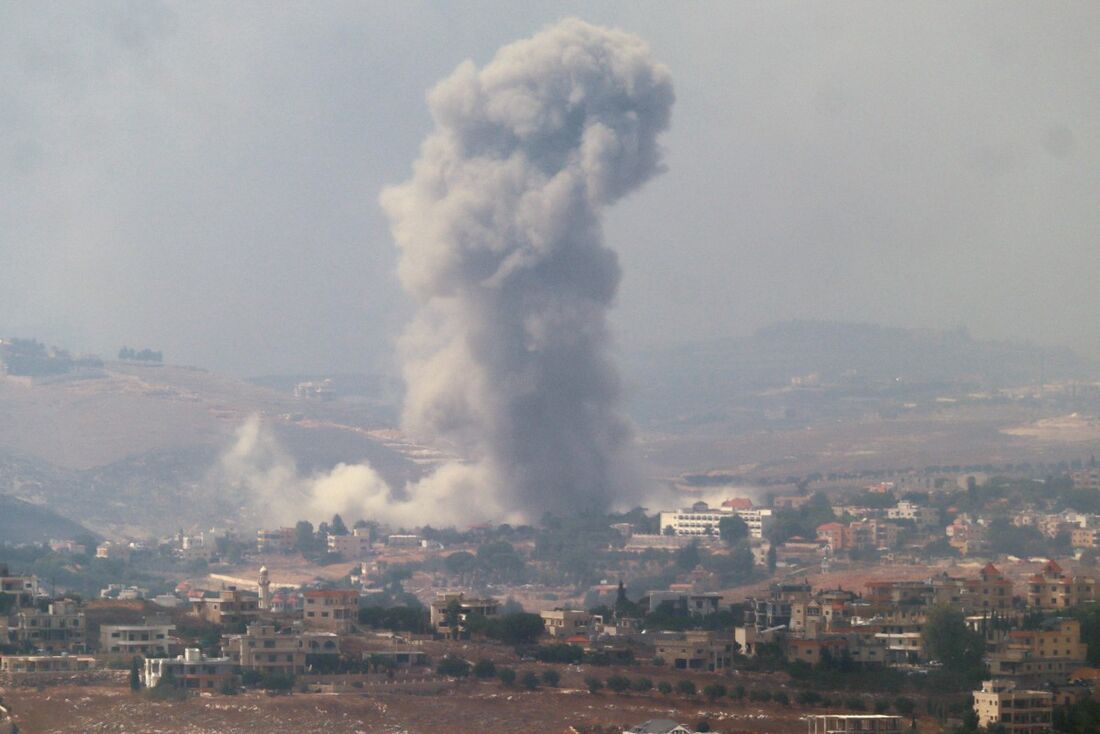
[886,501,939,527]
[327,528,372,558]
[659,502,774,539]
[100,621,175,655]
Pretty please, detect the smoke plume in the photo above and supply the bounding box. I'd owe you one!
[381,18,674,518]
[219,415,496,527]
[220,20,674,527]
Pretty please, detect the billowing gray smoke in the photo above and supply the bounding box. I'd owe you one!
[381,18,674,518]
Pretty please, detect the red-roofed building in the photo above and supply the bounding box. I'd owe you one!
[1027,560,1097,610]
[721,498,753,511]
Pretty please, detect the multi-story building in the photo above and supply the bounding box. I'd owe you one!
[973,679,1053,734]
[946,515,988,556]
[1026,560,1097,609]
[256,527,296,554]
[1070,527,1100,549]
[849,519,899,550]
[816,523,847,552]
[964,562,1014,612]
[786,637,850,666]
[659,502,774,540]
[95,541,132,562]
[886,501,939,527]
[327,528,372,559]
[191,587,261,626]
[0,563,39,606]
[864,580,934,608]
[1071,468,1100,491]
[222,623,341,676]
[100,621,175,656]
[143,648,237,692]
[302,589,359,633]
[745,581,813,631]
[429,593,500,638]
[0,654,96,685]
[647,591,723,616]
[653,630,734,672]
[818,520,899,552]
[11,599,86,652]
[540,609,591,638]
[987,618,1087,683]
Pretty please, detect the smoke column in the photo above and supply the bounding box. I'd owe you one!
[381,19,674,518]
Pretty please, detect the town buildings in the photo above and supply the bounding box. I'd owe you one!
[256,527,296,554]
[973,679,1053,734]
[659,501,774,539]
[986,618,1088,683]
[100,620,175,656]
[302,589,359,633]
[0,564,38,604]
[143,648,237,692]
[1026,560,1097,609]
[327,527,373,558]
[541,609,591,638]
[222,623,340,676]
[10,599,86,652]
[191,587,261,626]
[429,592,500,638]
[653,630,734,672]
[0,654,96,686]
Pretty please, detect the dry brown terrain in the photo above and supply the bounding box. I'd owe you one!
[2,680,944,734]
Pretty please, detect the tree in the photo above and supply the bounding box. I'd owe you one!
[922,606,984,672]
[129,656,142,691]
[330,514,348,536]
[473,659,496,679]
[676,541,702,570]
[774,691,789,706]
[704,683,727,702]
[657,680,673,695]
[585,675,604,693]
[497,667,517,686]
[766,544,777,573]
[632,677,652,692]
[719,515,749,546]
[676,680,697,697]
[436,656,471,678]
[541,669,560,687]
[606,674,631,693]
[486,612,545,645]
[294,521,316,553]
[796,690,822,706]
[520,671,540,690]
[893,697,916,716]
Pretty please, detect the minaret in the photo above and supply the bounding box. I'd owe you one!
[258,565,270,611]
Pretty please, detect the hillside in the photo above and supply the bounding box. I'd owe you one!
[0,358,423,537]
[0,494,95,545]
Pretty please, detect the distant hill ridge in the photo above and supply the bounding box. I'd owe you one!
[633,320,1095,388]
[0,494,94,545]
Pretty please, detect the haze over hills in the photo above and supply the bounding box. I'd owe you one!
[2,321,1099,538]
[626,320,1099,431]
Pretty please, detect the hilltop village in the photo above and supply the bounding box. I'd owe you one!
[4,467,1100,732]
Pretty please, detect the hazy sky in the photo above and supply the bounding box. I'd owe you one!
[2,2,1098,375]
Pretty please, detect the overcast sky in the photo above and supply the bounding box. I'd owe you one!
[2,2,1098,375]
